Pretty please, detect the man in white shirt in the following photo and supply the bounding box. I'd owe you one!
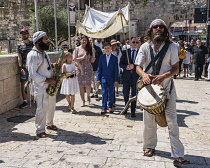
[27,31,58,138]
[135,19,190,166]
[94,38,103,51]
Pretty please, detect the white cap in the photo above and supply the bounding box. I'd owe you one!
[149,19,167,28]
[33,31,47,44]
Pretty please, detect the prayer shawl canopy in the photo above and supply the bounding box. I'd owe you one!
[77,4,129,38]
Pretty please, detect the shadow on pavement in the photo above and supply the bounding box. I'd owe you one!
[155,149,210,168]
[176,100,199,104]
[50,128,112,145]
[176,110,199,127]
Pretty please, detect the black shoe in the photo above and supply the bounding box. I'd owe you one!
[194,78,199,81]
[131,113,136,118]
[90,94,95,98]
[94,94,98,98]
[101,110,107,115]
[19,102,28,109]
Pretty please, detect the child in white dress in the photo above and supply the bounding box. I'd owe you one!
[60,51,81,113]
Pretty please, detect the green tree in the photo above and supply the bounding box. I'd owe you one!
[38,5,75,41]
[39,5,67,40]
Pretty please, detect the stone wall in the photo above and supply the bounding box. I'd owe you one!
[0,52,60,114]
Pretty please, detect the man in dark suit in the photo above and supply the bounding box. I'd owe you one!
[120,37,140,118]
[96,42,119,114]
[191,39,208,80]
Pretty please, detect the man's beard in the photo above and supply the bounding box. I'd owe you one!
[38,41,49,51]
[152,34,166,45]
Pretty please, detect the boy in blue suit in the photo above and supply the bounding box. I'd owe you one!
[96,42,119,114]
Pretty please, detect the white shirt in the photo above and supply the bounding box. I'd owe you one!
[27,46,53,96]
[122,44,130,51]
[106,54,111,66]
[95,41,103,50]
[135,42,179,98]
[183,51,191,64]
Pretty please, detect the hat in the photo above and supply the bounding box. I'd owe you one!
[20,29,29,34]
[33,31,47,44]
[110,39,119,46]
[149,19,167,28]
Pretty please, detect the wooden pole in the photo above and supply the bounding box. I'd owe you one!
[120,14,130,65]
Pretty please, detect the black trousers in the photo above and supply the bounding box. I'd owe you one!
[179,59,183,74]
[122,77,137,113]
[194,63,204,79]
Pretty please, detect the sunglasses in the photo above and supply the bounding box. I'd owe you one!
[132,41,139,44]
[152,25,165,29]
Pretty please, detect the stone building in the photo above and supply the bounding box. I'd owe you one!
[0,0,207,49]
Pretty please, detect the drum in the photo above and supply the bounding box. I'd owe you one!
[137,83,167,127]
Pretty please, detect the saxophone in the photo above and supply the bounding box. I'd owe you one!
[46,42,67,96]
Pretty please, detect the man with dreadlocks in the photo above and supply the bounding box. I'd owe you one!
[135,19,190,166]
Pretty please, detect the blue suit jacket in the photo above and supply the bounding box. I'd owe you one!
[96,54,119,84]
[120,48,139,82]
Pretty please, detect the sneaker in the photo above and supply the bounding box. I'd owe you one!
[19,102,28,109]
[182,75,186,78]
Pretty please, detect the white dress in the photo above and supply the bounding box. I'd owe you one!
[60,62,80,95]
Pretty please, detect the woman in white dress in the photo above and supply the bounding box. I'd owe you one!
[60,51,81,113]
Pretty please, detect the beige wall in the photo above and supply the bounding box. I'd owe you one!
[0,52,60,114]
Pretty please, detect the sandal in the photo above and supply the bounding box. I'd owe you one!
[37,132,48,138]
[173,157,190,166]
[47,125,58,130]
[71,108,76,114]
[144,148,155,157]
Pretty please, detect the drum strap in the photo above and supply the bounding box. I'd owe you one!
[149,42,171,75]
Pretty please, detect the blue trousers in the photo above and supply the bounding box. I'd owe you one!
[101,82,114,110]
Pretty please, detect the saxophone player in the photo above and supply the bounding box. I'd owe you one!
[27,31,58,138]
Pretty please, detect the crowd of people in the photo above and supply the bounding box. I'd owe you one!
[17,18,210,166]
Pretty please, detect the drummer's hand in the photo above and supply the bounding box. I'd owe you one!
[142,74,154,84]
[152,74,166,85]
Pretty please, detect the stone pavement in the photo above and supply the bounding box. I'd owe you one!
[0,75,210,168]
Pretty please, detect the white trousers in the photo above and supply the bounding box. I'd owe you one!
[35,92,56,134]
[208,63,210,79]
[143,89,184,158]
[92,71,99,94]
